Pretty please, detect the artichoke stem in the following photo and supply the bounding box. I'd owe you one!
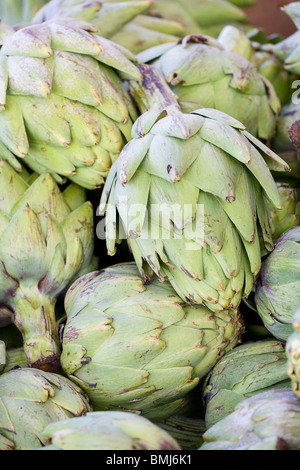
[129,64,181,114]
[13,288,60,372]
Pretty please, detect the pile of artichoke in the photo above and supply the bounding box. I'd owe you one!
[1,0,300,452]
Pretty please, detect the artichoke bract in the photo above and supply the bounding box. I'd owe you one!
[99,65,289,313]
[146,0,251,38]
[274,103,300,150]
[255,226,300,342]
[286,309,300,397]
[267,183,300,244]
[218,25,296,106]
[273,2,300,75]
[0,161,96,371]
[200,389,300,450]
[41,411,181,450]
[137,35,281,140]
[0,0,48,26]
[0,19,141,189]
[203,339,290,429]
[270,104,300,184]
[33,0,185,55]
[0,367,91,450]
[60,263,244,421]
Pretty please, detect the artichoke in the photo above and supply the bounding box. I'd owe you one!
[0,342,5,375]
[41,411,181,450]
[0,367,91,450]
[0,161,96,371]
[0,0,48,26]
[0,19,141,189]
[158,416,206,450]
[218,25,296,106]
[73,0,253,39]
[200,388,300,450]
[267,183,300,243]
[272,103,300,181]
[273,103,300,154]
[60,263,244,421]
[203,339,290,429]
[286,309,300,397]
[255,227,300,341]
[273,2,300,75]
[137,35,281,140]
[99,65,288,313]
[33,0,185,54]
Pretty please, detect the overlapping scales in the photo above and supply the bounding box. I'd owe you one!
[32,0,185,54]
[0,161,96,371]
[0,19,142,188]
[100,69,289,312]
[60,263,243,420]
[138,35,281,140]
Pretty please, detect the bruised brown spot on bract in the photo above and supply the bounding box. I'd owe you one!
[289,120,300,148]
[30,353,61,373]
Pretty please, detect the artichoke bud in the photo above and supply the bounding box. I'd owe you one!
[255,226,300,341]
[203,339,290,429]
[0,19,142,188]
[100,65,289,312]
[60,263,243,421]
[141,34,282,139]
[200,388,300,450]
[0,161,96,372]
[0,367,91,450]
[41,411,182,450]
[267,183,300,243]
[273,3,300,75]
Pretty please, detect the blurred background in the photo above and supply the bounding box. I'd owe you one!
[244,0,297,37]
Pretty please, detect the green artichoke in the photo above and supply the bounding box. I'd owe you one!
[203,339,290,429]
[41,411,182,450]
[267,183,300,243]
[0,0,48,25]
[0,19,141,189]
[200,388,300,450]
[33,0,185,54]
[81,0,253,39]
[286,309,300,397]
[0,161,96,371]
[0,367,91,450]
[218,25,296,106]
[273,2,300,75]
[272,103,300,181]
[60,263,244,421]
[137,35,281,140]
[255,226,300,341]
[99,65,288,313]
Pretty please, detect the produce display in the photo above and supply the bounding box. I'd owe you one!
[1,0,300,452]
